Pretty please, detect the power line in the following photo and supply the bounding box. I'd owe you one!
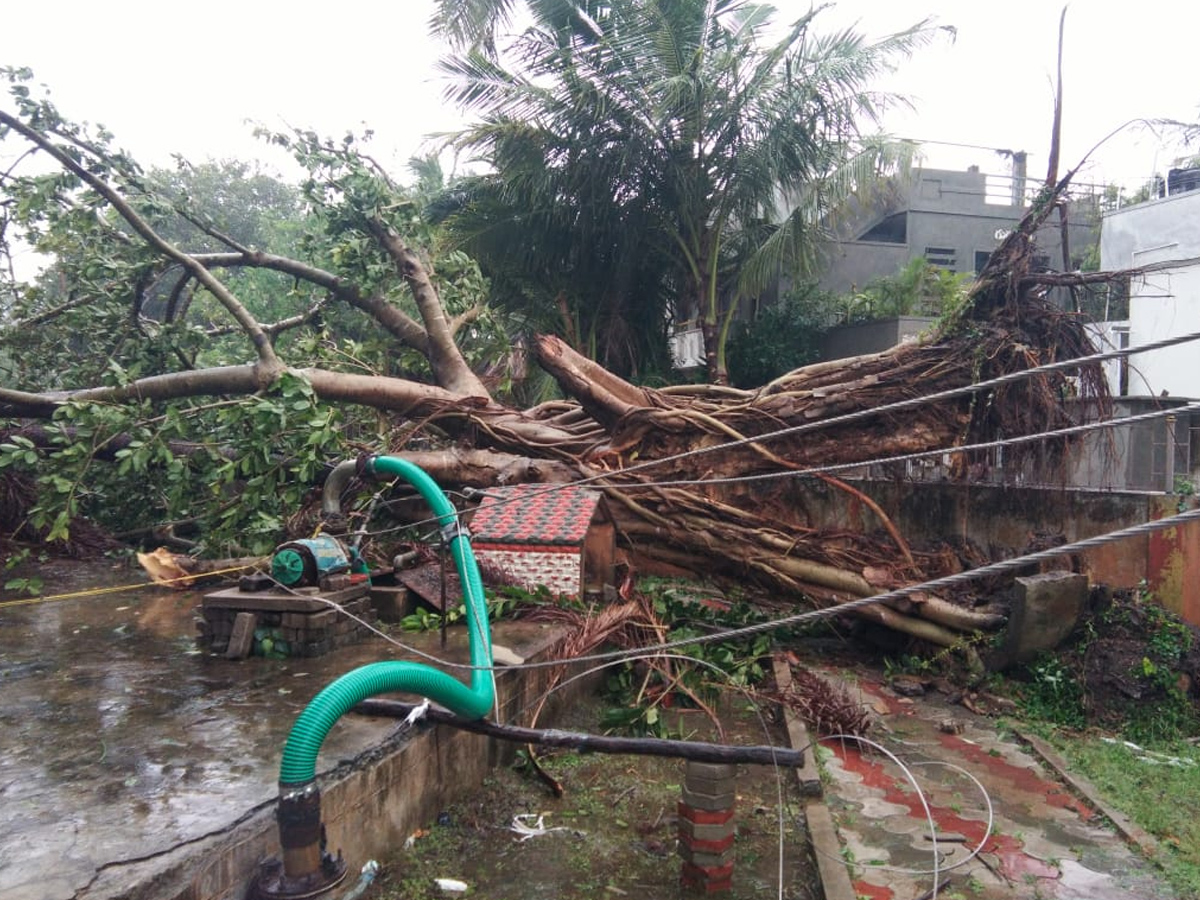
[487,504,1200,673]
[364,318,1200,536]
[608,400,1200,491]
[314,504,1200,676]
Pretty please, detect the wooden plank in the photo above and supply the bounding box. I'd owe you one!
[396,563,459,611]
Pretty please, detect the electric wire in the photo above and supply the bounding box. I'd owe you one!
[5,386,1187,613]
[345,319,1200,540]
[16,487,1191,677]
[489,652,792,900]
[556,399,1200,491]
[815,734,944,896]
[10,289,1200,609]
[12,312,1191,888]
[318,504,1200,676]
[806,738,1000,896]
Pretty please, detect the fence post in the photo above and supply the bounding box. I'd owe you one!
[1166,413,1178,493]
[678,760,737,893]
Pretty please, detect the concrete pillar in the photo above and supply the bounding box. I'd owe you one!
[678,761,736,893]
[992,571,1088,668]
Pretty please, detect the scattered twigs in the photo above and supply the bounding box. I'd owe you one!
[760,664,872,737]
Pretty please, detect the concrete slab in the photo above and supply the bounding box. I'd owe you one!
[996,571,1089,668]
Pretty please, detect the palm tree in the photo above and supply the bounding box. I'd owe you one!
[436,0,944,383]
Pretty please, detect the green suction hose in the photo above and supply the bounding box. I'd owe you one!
[276,456,495,787]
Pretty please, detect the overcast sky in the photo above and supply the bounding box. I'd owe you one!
[2,0,1197,190]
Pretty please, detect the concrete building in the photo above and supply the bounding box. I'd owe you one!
[1100,186,1200,399]
[817,164,1100,297]
[670,163,1102,372]
[1086,186,1200,491]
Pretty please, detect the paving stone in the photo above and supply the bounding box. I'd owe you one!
[685,761,737,782]
[680,784,735,811]
[799,663,1180,900]
[225,611,257,659]
[876,815,933,838]
[857,796,912,818]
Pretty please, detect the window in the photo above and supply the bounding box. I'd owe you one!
[924,246,956,271]
[858,212,907,244]
[974,250,991,274]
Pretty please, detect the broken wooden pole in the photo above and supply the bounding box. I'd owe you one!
[353,698,804,767]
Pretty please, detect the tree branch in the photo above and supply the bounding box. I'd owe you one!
[365,218,490,397]
[204,297,330,337]
[190,251,432,354]
[354,698,806,767]
[533,334,656,429]
[0,111,282,382]
[447,302,486,337]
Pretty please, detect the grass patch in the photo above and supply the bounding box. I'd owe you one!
[1046,731,1200,898]
[368,697,817,900]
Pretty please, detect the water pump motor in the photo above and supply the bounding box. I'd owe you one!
[271,534,356,587]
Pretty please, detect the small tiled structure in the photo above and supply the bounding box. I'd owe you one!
[469,484,615,599]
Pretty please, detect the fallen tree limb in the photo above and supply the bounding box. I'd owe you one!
[354,698,805,767]
[136,547,265,587]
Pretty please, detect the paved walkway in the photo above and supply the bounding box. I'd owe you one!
[810,667,1174,900]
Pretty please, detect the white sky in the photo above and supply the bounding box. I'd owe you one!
[2,0,1197,191]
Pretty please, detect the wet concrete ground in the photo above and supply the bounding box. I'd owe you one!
[805,664,1175,900]
[1,562,1180,900]
[0,561,556,900]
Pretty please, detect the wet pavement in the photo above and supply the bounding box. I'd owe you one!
[804,664,1175,900]
[0,561,1181,900]
[0,560,555,900]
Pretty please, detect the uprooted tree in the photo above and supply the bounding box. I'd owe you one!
[0,63,1114,651]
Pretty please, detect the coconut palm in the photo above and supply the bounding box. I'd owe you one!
[436,0,944,383]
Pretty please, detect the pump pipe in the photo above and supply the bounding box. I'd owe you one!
[252,457,495,900]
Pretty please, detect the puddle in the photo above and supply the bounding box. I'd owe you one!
[0,561,540,900]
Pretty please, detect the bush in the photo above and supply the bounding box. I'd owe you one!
[726,281,836,388]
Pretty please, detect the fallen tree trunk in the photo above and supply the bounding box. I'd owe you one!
[136,547,266,588]
[0,56,1108,651]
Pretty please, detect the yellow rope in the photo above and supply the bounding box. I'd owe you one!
[0,563,260,610]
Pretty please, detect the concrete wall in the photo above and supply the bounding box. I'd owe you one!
[1060,397,1197,492]
[820,316,937,361]
[819,240,908,296]
[761,479,1200,625]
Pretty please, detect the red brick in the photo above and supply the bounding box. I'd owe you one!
[680,860,734,893]
[678,831,735,855]
[678,801,734,825]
